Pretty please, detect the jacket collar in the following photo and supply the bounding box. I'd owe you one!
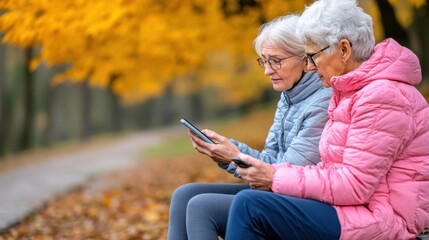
[282,71,323,104]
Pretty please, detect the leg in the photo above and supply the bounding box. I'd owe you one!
[167,183,249,240]
[186,193,235,240]
[225,190,341,240]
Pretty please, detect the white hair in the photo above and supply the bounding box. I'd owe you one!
[254,14,305,59]
[296,0,375,62]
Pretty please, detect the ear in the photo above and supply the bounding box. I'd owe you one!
[302,57,309,72]
[339,39,352,63]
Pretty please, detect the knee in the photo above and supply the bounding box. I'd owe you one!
[171,183,200,203]
[187,194,210,212]
[230,190,265,214]
[233,189,259,205]
[186,195,212,224]
[187,193,228,219]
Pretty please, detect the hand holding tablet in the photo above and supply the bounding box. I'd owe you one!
[180,118,216,144]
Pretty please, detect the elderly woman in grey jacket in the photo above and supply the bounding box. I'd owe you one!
[168,14,332,240]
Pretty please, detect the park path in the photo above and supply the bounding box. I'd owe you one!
[0,126,183,231]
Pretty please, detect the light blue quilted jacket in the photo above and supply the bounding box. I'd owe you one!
[220,71,332,176]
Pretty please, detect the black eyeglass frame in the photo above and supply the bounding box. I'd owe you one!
[256,55,296,70]
[305,46,330,66]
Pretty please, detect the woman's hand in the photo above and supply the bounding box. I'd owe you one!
[188,129,240,164]
[235,153,275,191]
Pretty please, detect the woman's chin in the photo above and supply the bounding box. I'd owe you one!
[272,81,290,91]
[272,84,287,91]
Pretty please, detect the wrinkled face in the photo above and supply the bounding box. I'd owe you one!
[260,41,305,91]
[305,40,344,88]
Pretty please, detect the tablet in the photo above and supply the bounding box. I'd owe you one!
[180,118,216,144]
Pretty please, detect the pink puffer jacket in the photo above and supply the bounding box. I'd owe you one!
[271,38,429,240]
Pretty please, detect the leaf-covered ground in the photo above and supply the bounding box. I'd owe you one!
[2,99,428,240]
[0,154,242,240]
[0,105,274,240]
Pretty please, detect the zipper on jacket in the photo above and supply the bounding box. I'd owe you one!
[280,93,292,152]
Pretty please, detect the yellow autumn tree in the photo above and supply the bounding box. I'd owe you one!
[0,0,267,104]
[1,0,425,105]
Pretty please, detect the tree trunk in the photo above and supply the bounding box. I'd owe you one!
[374,0,409,46]
[139,98,156,129]
[375,0,427,82]
[0,39,6,156]
[161,85,176,125]
[18,47,35,151]
[414,4,429,81]
[188,93,204,122]
[80,80,92,139]
[42,84,57,147]
[108,77,123,132]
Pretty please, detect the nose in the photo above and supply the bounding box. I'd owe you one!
[264,64,275,76]
[306,60,317,71]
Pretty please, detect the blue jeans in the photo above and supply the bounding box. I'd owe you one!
[225,189,341,240]
[167,182,250,240]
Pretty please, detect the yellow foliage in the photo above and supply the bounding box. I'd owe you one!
[257,0,312,20]
[2,0,422,105]
[410,0,427,7]
[0,0,271,105]
[389,0,427,8]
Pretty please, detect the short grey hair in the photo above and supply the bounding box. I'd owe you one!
[254,14,305,59]
[296,0,375,62]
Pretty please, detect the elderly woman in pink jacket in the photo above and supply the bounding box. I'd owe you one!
[224,0,429,239]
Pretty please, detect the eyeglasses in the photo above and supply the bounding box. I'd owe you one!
[305,46,330,67]
[256,55,295,70]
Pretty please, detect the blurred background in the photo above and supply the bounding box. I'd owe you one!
[0,0,428,157]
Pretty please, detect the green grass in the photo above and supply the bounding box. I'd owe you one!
[143,135,196,158]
